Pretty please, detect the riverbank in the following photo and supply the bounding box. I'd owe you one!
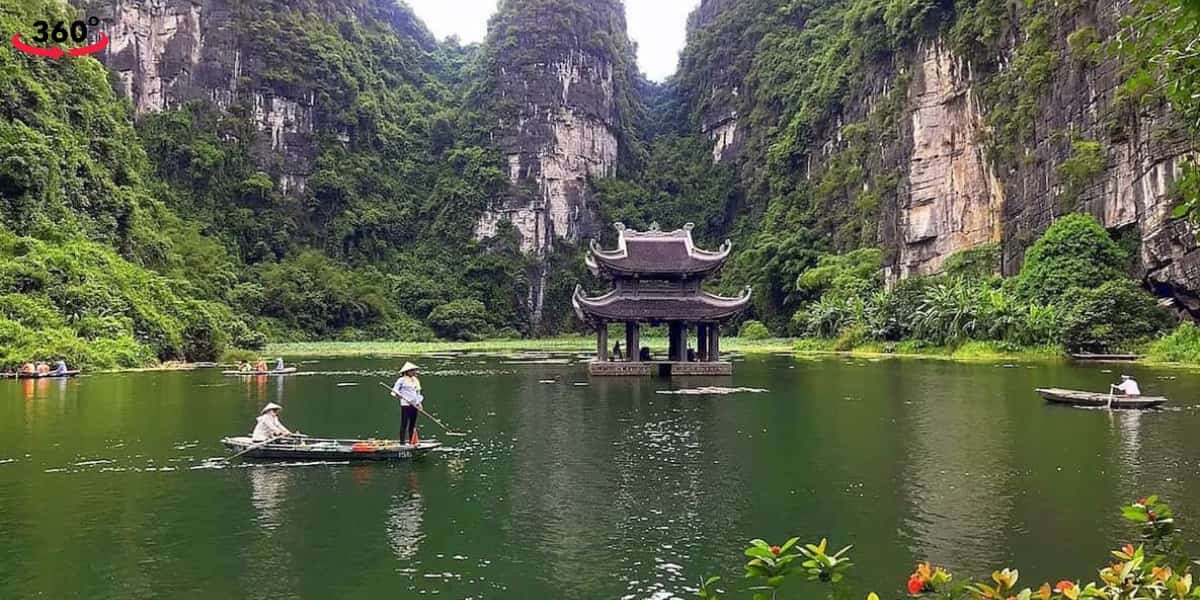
[792,339,1067,362]
[265,336,800,358]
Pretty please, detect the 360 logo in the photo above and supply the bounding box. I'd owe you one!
[11,17,108,59]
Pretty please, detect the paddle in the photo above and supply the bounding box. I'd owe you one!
[378,382,467,437]
[224,434,288,462]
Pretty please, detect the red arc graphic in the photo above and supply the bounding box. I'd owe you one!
[11,33,64,59]
[10,32,108,59]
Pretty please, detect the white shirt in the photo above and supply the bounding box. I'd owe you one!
[1115,379,1141,396]
[392,376,424,407]
[251,412,291,441]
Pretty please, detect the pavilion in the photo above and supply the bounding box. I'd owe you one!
[572,222,751,376]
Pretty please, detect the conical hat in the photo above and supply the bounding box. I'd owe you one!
[399,361,421,374]
[260,402,283,414]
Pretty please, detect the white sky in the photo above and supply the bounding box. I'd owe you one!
[404,0,696,81]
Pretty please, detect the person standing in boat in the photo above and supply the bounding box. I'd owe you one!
[251,402,295,441]
[1111,374,1141,397]
[390,362,423,446]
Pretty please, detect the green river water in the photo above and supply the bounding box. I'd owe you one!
[1,353,1198,599]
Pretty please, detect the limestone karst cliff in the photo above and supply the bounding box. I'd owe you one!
[63,0,1198,341]
[678,0,1197,310]
[473,0,641,253]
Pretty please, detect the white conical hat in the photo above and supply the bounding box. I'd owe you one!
[260,402,283,414]
[400,362,420,374]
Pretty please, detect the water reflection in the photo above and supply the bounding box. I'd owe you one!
[249,467,291,530]
[900,365,1014,570]
[387,471,425,561]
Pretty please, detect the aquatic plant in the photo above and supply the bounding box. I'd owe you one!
[695,495,1197,600]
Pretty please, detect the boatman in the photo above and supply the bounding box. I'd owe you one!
[1111,374,1141,397]
[275,357,285,371]
[251,402,295,441]
[51,360,69,375]
[390,362,423,446]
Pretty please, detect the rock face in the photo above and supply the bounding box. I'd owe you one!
[88,0,318,192]
[680,0,752,165]
[685,0,1198,304]
[475,49,620,252]
[476,0,635,254]
[893,41,1004,278]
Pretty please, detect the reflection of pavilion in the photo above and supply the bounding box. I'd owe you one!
[573,222,750,377]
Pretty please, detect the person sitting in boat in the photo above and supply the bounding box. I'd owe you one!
[390,362,423,446]
[20,362,35,375]
[50,360,68,375]
[1111,375,1141,396]
[35,362,49,376]
[275,357,285,371]
[254,358,268,372]
[251,403,295,441]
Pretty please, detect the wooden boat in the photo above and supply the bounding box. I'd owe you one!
[1068,352,1141,362]
[221,367,298,376]
[3,370,81,379]
[220,436,441,460]
[1036,387,1167,409]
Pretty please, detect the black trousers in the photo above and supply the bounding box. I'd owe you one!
[400,405,419,443]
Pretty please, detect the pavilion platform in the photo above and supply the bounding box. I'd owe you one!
[587,360,732,377]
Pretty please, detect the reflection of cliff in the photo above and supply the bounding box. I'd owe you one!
[503,371,742,596]
[898,369,1014,568]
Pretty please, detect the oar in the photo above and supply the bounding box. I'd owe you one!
[378,382,467,437]
[224,434,287,462]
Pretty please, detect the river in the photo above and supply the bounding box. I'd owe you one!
[1,353,1197,598]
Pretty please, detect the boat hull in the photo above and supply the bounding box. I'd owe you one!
[5,370,80,379]
[222,367,298,376]
[1036,387,1166,409]
[221,436,440,461]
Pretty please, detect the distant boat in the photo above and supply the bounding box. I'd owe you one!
[221,367,298,376]
[3,370,80,379]
[1067,352,1141,361]
[1036,387,1166,409]
[221,436,440,460]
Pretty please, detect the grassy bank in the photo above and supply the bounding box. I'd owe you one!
[266,336,799,358]
[792,339,1067,362]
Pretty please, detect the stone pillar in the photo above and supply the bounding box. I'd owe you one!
[709,323,720,362]
[668,322,680,361]
[597,324,608,361]
[697,323,709,362]
[626,322,639,362]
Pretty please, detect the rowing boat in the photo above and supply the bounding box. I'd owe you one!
[221,367,298,376]
[1036,387,1167,409]
[3,370,81,379]
[220,436,441,460]
[1067,352,1141,362]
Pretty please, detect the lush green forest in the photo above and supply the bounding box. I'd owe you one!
[0,0,1197,368]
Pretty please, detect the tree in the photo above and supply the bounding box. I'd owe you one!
[1015,214,1127,305]
[427,299,491,341]
[1060,279,1171,351]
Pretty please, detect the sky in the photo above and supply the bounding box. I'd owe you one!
[404,0,697,81]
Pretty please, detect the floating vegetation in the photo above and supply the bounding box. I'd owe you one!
[655,386,769,396]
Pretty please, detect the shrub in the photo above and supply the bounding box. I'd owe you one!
[428,299,491,341]
[738,320,771,340]
[1146,321,1200,363]
[1060,279,1170,351]
[1015,213,1127,304]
